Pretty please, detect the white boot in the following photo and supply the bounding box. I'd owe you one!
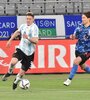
[63,79,71,86]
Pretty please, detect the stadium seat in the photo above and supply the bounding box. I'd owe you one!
[0,0,7,3]
[6,4,16,15]
[33,0,45,2]
[83,0,90,2]
[9,0,21,3]
[45,0,56,1]
[0,4,5,15]
[83,2,90,12]
[57,0,71,2]
[70,0,82,2]
[74,2,82,13]
[45,2,55,14]
[66,3,73,13]
[17,4,29,15]
[30,3,44,14]
[22,0,33,3]
[55,3,66,14]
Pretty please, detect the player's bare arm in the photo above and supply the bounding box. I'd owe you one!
[70,34,76,40]
[28,37,39,44]
[6,30,20,48]
[23,34,38,44]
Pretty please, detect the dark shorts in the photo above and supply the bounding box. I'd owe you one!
[75,51,90,65]
[12,48,34,71]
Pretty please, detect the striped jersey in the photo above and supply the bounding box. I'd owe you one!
[17,23,39,56]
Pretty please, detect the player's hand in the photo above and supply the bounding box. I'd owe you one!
[23,34,28,39]
[70,34,75,40]
[6,40,11,48]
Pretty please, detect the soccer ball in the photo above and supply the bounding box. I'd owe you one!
[19,79,30,90]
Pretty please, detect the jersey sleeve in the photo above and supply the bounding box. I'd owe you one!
[74,27,80,38]
[31,25,39,37]
[18,24,24,32]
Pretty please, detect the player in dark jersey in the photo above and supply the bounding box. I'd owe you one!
[64,12,90,86]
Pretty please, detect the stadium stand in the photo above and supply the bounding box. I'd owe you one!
[0,0,89,15]
[6,4,16,15]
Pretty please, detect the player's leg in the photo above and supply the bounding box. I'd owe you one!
[2,48,21,81]
[81,63,90,73]
[12,53,34,90]
[80,52,90,72]
[64,56,82,86]
[2,57,18,81]
[13,68,25,90]
[12,65,29,90]
[64,51,90,86]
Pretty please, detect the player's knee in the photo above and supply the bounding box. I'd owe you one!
[73,57,82,65]
[19,69,26,76]
[80,64,86,70]
[10,58,18,65]
[73,59,80,65]
[10,61,17,66]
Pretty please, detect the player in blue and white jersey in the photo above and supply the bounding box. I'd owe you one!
[64,12,90,86]
[2,12,39,90]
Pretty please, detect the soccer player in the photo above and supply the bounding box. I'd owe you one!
[2,12,39,90]
[64,12,90,86]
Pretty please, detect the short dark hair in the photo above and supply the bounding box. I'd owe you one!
[26,12,34,18]
[83,12,90,18]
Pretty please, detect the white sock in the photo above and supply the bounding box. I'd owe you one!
[14,74,22,84]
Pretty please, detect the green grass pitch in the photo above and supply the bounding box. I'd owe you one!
[0,74,90,100]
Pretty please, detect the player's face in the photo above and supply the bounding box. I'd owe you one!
[82,14,89,25]
[26,16,34,26]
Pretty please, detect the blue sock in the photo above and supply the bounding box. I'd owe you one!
[69,64,78,80]
[84,66,90,73]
